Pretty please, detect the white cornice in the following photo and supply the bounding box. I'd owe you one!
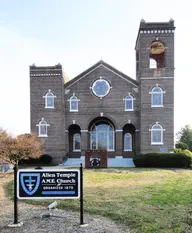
[30,73,61,77]
[140,77,174,80]
[115,129,123,132]
[80,130,88,133]
[140,29,175,34]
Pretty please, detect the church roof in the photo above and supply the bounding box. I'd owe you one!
[65,60,137,88]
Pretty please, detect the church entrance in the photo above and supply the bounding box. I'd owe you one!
[89,118,115,152]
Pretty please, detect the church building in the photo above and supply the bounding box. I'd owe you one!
[30,19,175,167]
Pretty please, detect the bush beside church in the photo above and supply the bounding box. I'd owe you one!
[133,150,192,168]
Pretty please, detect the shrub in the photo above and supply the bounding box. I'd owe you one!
[133,152,192,168]
[174,149,192,156]
[19,154,53,165]
[182,149,192,156]
[39,154,53,164]
[174,148,182,153]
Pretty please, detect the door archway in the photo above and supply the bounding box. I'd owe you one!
[89,117,115,151]
[68,124,81,153]
[122,123,136,153]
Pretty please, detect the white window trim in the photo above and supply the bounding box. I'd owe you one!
[45,107,55,109]
[151,105,164,107]
[108,131,115,151]
[69,95,80,112]
[124,109,134,112]
[124,94,134,111]
[38,134,48,138]
[91,78,111,98]
[124,133,132,152]
[90,130,97,150]
[149,91,166,94]
[43,90,56,109]
[151,142,164,145]
[36,118,50,137]
[90,124,115,151]
[70,109,79,112]
[150,87,165,107]
[150,123,165,145]
[73,133,81,152]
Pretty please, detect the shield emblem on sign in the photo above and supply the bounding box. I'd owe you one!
[20,173,40,196]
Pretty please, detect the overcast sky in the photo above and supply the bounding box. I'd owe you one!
[0,0,191,137]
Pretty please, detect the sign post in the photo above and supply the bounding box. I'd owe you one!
[14,164,18,224]
[17,167,84,225]
[80,163,84,225]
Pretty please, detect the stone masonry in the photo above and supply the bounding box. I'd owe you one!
[30,19,175,164]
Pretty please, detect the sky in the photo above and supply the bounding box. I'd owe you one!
[0,0,191,137]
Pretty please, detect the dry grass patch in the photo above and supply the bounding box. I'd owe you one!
[7,168,192,233]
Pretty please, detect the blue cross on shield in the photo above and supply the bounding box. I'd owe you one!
[20,173,40,196]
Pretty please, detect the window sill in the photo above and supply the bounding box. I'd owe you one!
[151,105,164,107]
[45,107,55,109]
[90,149,115,152]
[124,150,133,152]
[38,135,48,137]
[124,109,134,111]
[73,150,81,152]
[151,143,164,145]
[70,110,78,112]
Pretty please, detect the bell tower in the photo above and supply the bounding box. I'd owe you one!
[135,19,175,153]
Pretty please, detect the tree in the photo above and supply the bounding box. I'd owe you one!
[176,125,192,151]
[0,129,44,225]
[0,129,44,165]
[175,142,188,150]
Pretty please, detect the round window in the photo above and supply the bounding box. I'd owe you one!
[92,79,110,98]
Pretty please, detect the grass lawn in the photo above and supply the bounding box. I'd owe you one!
[8,168,192,233]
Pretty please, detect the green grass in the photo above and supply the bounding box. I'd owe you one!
[7,168,192,233]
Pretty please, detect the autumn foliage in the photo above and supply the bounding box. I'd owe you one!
[0,129,43,165]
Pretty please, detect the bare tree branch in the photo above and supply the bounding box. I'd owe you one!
[0,130,44,165]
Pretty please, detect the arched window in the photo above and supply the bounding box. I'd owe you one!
[73,133,81,151]
[150,86,164,106]
[124,133,132,151]
[90,121,114,151]
[150,123,164,144]
[43,90,56,108]
[70,95,79,112]
[36,118,50,137]
[124,95,134,111]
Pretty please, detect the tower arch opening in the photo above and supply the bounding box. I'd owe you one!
[149,40,165,68]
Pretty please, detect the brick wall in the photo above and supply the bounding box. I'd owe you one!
[30,64,65,164]
[30,20,175,163]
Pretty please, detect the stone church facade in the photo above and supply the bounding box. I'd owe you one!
[30,19,175,166]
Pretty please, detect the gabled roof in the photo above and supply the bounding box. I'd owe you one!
[65,60,138,88]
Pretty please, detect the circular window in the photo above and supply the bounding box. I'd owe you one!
[92,79,110,98]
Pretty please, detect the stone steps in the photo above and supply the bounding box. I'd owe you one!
[59,157,135,168]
